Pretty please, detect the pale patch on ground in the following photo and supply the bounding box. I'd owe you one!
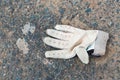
[22,22,35,35]
[16,38,29,54]
[43,58,53,65]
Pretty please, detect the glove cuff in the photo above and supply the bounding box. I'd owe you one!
[92,30,109,56]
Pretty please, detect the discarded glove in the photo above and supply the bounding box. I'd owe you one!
[43,25,109,64]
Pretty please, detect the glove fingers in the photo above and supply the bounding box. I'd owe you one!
[43,37,70,49]
[55,25,81,33]
[46,29,73,40]
[45,50,76,59]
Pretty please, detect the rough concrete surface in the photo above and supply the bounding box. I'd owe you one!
[0,0,120,80]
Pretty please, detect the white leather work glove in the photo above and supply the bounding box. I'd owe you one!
[43,25,109,64]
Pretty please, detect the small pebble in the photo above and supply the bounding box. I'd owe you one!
[85,8,92,13]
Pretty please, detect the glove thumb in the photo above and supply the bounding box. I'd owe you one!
[74,47,89,64]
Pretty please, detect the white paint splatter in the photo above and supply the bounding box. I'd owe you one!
[16,38,29,54]
[22,22,35,35]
